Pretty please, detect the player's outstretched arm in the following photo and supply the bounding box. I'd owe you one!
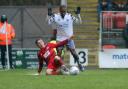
[38,58,43,75]
[69,35,74,39]
[73,7,82,24]
[48,6,53,16]
[46,6,55,25]
[77,14,82,24]
[49,35,74,48]
[55,36,74,47]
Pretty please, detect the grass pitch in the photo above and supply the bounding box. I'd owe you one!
[0,69,128,89]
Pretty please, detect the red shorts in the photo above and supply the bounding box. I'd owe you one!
[47,58,60,71]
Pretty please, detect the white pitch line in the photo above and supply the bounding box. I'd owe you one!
[26,73,40,76]
[0,69,10,71]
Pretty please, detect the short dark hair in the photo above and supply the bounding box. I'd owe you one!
[35,38,41,45]
[60,5,66,9]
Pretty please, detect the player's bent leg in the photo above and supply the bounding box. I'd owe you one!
[54,56,64,66]
[54,56,69,75]
[57,46,64,60]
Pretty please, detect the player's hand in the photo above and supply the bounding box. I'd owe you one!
[37,71,42,76]
[75,7,81,14]
[48,7,53,16]
[69,35,74,40]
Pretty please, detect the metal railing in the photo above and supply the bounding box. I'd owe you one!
[99,11,127,50]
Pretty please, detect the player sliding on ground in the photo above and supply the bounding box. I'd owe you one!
[35,37,73,75]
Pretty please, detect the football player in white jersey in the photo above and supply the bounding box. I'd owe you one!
[47,5,84,71]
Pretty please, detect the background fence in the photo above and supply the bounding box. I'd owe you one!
[100,11,128,49]
[0,6,59,48]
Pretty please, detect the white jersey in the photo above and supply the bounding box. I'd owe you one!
[48,13,81,41]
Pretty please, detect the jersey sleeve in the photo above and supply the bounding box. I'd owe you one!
[47,15,55,25]
[49,39,68,48]
[56,39,68,47]
[38,54,44,73]
[71,14,82,24]
[38,58,44,73]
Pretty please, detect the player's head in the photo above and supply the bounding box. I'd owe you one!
[1,15,7,23]
[59,5,67,14]
[35,38,45,48]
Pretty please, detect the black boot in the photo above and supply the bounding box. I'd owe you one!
[78,64,84,72]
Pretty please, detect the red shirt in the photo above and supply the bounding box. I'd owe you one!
[37,39,68,73]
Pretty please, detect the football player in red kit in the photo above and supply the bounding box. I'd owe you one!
[35,38,71,75]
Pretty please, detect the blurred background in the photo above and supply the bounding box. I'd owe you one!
[1,0,128,68]
[0,0,60,48]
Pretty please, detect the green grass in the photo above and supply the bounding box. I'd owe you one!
[0,69,128,89]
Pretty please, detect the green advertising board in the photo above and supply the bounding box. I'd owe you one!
[12,48,39,69]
